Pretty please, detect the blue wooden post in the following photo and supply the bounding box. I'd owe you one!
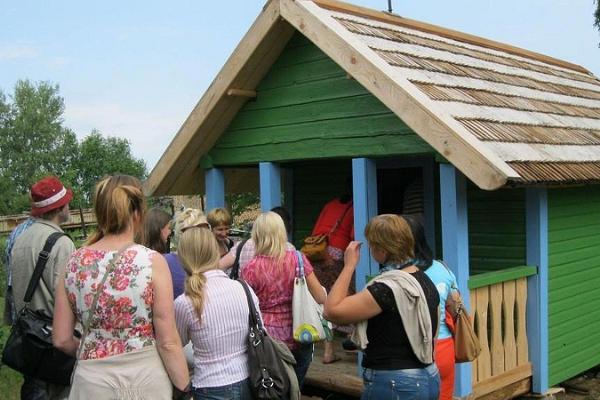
[205,168,225,211]
[283,168,294,242]
[352,158,378,291]
[422,158,436,256]
[259,162,281,212]
[439,164,472,398]
[526,188,549,394]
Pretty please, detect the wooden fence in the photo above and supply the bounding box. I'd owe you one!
[468,266,537,399]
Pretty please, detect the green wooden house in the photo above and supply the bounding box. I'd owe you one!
[146,0,600,398]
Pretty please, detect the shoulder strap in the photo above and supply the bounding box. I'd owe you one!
[439,260,459,291]
[23,232,66,303]
[76,243,133,358]
[295,250,305,279]
[229,238,249,280]
[238,279,262,330]
[328,201,353,236]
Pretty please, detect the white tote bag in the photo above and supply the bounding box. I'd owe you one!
[292,251,330,343]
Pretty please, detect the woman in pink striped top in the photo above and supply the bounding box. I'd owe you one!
[241,211,327,388]
[174,226,260,400]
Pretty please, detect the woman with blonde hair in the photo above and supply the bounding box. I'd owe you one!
[175,226,259,399]
[324,214,440,399]
[53,175,190,399]
[165,208,210,298]
[241,211,327,388]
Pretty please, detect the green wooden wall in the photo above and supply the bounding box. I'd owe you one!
[548,186,600,386]
[467,184,526,274]
[207,32,433,166]
[291,160,352,248]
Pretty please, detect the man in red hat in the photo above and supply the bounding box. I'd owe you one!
[10,176,75,400]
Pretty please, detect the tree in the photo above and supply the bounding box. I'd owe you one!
[0,80,79,214]
[0,80,147,214]
[595,0,600,42]
[76,130,146,205]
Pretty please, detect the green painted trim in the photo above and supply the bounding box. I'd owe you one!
[468,265,537,289]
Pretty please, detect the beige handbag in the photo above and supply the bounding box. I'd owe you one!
[446,288,481,363]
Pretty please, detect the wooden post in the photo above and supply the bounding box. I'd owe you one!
[526,188,549,394]
[260,162,282,212]
[352,158,378,291]
[440,164,472,398]
[283,168,294,242]
[205,168,225,211]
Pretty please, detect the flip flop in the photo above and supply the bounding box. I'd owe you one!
[322,355,341,364]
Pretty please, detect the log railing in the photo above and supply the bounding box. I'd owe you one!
[468,266,537,399]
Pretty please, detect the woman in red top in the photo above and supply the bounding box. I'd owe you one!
[242,211,326,389]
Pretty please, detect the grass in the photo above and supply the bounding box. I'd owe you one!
[0,297,23,400]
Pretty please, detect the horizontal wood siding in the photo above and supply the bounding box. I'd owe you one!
[548,186,600,386]
[467,184,526,274]
[208,32,432,166]
[292,160,352,248]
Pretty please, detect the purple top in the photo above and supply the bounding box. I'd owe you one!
[165,252,186,299]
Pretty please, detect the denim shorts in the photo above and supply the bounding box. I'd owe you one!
[193,378,252,400]
[361,364,440,400]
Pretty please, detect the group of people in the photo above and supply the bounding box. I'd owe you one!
[6,173,460,400]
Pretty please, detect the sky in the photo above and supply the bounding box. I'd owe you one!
[1,0,599,172]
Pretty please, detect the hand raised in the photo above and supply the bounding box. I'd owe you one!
[344,241,362,268]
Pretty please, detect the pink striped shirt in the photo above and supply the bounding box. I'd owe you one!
[174,269,260,388]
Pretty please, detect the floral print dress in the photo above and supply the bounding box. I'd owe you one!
[65,244,156,360]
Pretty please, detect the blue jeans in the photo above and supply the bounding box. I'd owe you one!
[192,378,252,400]
[292,343,313,389]
[361,364,440,400]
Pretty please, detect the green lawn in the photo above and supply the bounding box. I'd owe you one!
[0,298,24,400]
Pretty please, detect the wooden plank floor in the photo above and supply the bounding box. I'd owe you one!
[305,338,362,398]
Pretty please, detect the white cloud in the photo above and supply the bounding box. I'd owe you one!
[64,101,186,171]
[47,56,71,68]
[0,44,38,60]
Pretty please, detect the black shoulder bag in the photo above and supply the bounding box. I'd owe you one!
[1,232,76,386]
[229,238,249,280]
[238,279,290,399]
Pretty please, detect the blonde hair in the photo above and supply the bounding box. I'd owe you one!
[252,211,288,262]
[87,175,146,245]
[173,208,208,246]
[207,207,232,228]
[364,214,415,264]
[177,227,220,322]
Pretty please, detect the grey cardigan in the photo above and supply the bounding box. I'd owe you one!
[351,269,434,364]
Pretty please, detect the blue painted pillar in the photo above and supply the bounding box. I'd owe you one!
[439,164,472,398]
[352,158,378,291]
[259,162,281,212]
[526,188,549,394]
[422,158,436,256]
[205,168,225,211]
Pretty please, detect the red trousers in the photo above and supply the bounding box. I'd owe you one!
[435,337,455,400]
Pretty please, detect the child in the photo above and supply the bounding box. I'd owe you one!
[207,207,234,257]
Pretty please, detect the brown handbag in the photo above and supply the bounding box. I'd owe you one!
[301,202,352,262]
[300,234,329,262]
[446,288,481,363]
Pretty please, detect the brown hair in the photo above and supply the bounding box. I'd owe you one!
[364,214,415,264]
[143,208,172,253]
[206,207,232,228]
[177,227,220,322]
[86,175,146,245]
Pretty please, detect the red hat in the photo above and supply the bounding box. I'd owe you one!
[30,176,73,217]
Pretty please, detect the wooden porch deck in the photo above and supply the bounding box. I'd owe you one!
[305,338,362,398]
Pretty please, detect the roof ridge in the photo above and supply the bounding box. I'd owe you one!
[311,0,590,75]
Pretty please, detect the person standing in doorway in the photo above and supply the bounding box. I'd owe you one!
[10,176,76,400]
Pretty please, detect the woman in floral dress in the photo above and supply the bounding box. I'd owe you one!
[53,175,190,399]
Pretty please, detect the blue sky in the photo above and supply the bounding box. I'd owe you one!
[1,0,599,171]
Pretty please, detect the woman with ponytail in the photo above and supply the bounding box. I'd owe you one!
[174,226,260,400]
[53,175,190,399]
[241,211,327,388]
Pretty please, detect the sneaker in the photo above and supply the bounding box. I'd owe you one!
[342,338,358,352]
